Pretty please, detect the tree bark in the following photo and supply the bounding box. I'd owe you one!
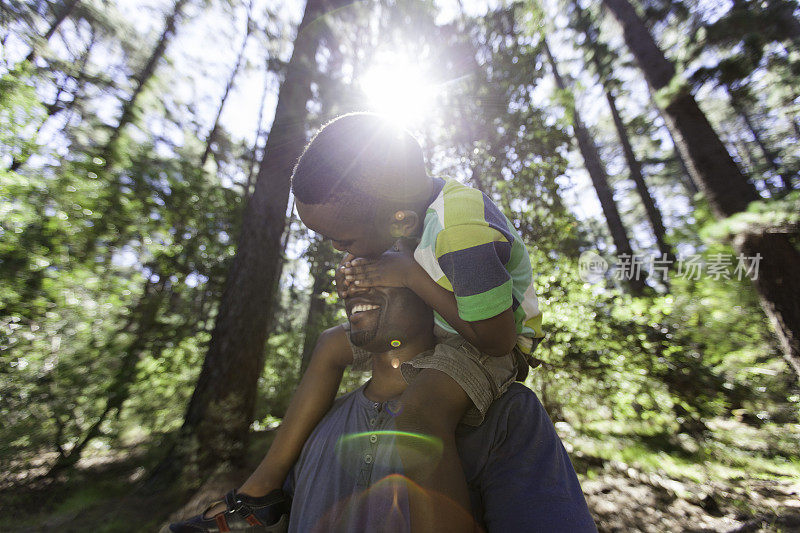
[649,94,699,195]
[84,0,189,261]
[735,231,800,377]
[543,38,647,295]
[174,0,343,475]
[603,0,800,378]
[268,204,296,333]
[602,0,759,217]
[729,126,762,186]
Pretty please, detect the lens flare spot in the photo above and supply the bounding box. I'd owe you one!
[384,400,402,417]
[312,474,478,531]
[391,357,400,368]
[335,431,443,474]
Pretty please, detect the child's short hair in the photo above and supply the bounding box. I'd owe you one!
[291,113,427,208]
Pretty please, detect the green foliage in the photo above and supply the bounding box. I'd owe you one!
[701,191,800,241]
[0,64,43,166]
[257,331,304,419]
[0,42,247,470]
[528,233,797,433]
[652,71,691,109]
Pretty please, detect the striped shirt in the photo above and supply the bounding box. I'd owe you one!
[414,178,543,353]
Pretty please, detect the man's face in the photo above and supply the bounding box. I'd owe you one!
[344,283,432,353]
[297,200,395,258]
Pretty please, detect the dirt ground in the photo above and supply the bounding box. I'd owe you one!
[582,466,800,532]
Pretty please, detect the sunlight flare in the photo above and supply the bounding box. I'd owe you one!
[359,56,437,126]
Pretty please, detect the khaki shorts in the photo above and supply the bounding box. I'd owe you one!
[347,324,528,426]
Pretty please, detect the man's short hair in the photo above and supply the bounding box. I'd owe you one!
[291,113,428,209]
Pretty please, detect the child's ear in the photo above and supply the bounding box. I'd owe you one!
[390,210,419,238]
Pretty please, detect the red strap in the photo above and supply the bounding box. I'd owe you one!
[245,514,263,526]
[215,514,230,532]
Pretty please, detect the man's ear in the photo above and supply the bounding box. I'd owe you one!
[389,209,419,238]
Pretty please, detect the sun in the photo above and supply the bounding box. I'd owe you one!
[359,55,437,126]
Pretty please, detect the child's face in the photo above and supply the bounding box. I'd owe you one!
[296,200,395,258]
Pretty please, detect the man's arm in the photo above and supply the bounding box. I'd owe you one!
[238,325,353,496]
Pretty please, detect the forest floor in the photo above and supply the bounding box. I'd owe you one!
[1,417,798,533]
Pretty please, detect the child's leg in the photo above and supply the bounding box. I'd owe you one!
[394,368,476,533]
[203,328,351,516]
[238,351,345,495]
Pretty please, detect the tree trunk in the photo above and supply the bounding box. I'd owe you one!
[268,204,296,332]
[244,66,272,201]
[605,87,674,264]
[543,38,647,295]
[24,0,81,64]
[300,240,335,372]
[649,94,699,195]
[173,0,342,476]
[735,231,800,376]
[84,0,189,260]
[603,0,800,378]
[104,0,189,161]
[727,87,791,192]
[573,1,673,264]
[200,4,253,167]
[602,0,759,217]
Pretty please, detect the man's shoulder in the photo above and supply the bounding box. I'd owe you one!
[456,383,551,469]
[489,383,551,435]
[493,383,542,414]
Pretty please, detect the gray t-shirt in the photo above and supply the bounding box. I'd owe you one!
[284,382,595,532]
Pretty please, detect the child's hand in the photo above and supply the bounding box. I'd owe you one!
[343,245,417,289]
[335,253,356,298]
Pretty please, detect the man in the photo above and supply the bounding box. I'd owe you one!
[283,280,595,532]
[171,259,595,532]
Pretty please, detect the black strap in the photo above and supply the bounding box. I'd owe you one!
[224,490,255,520]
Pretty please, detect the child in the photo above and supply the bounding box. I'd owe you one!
[170,113,543,532]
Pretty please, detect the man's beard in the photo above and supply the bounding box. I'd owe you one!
[349,324,378,347]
